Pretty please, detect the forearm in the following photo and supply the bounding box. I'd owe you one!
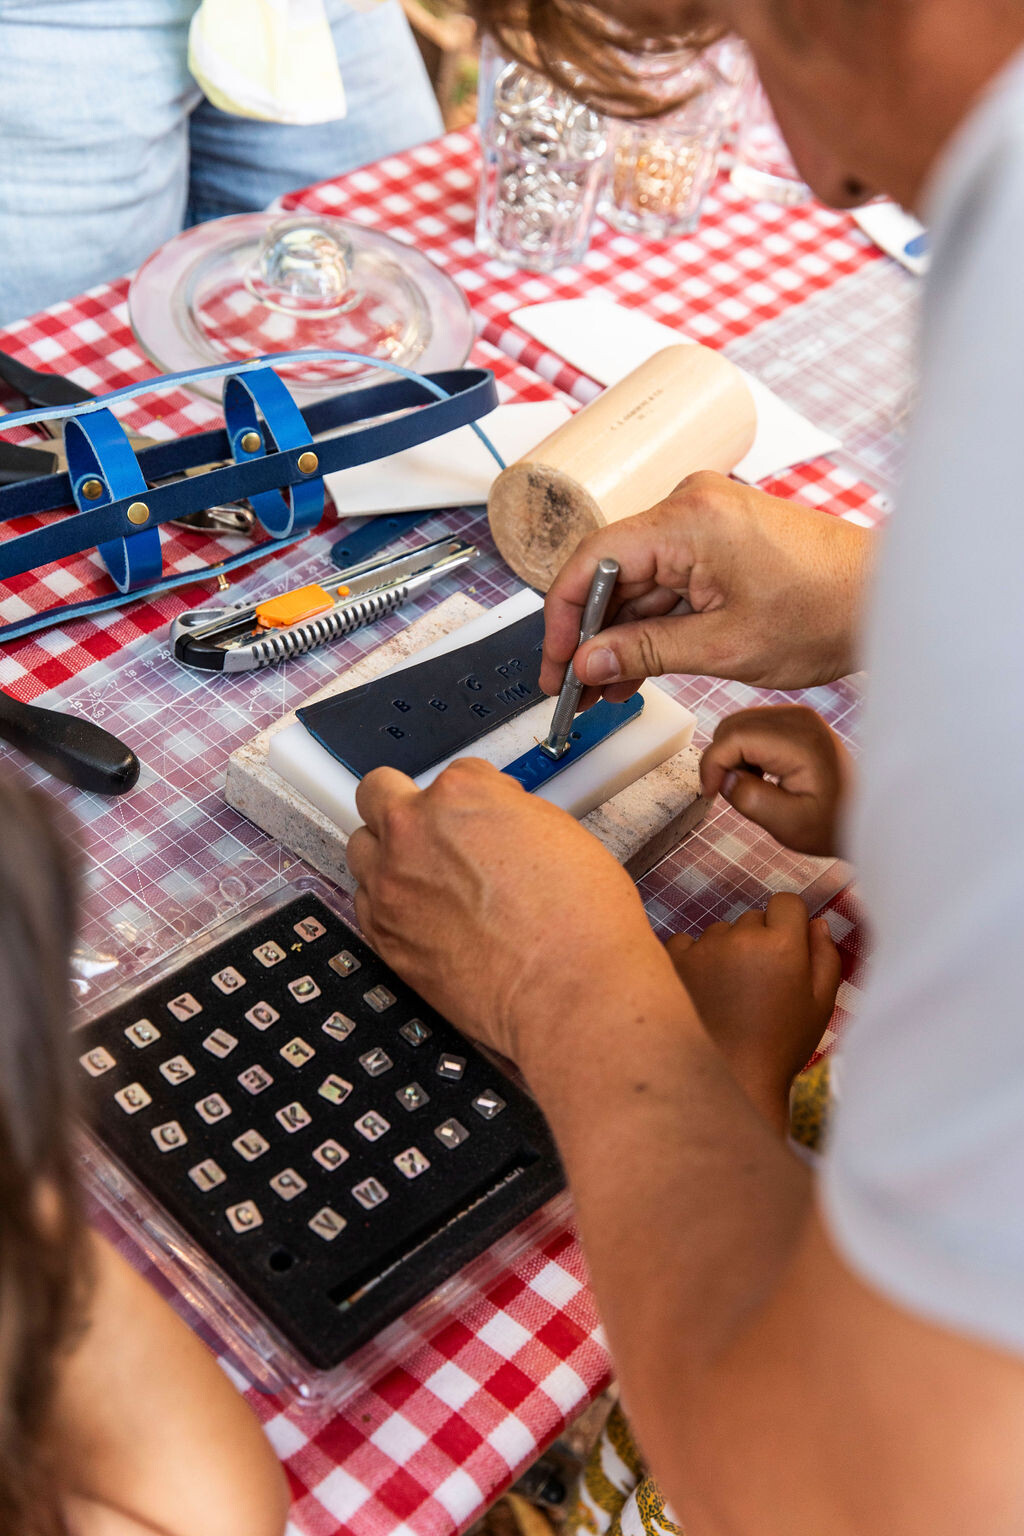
[518,961,812,1482]
[771,505,872,686]
[65,1496,169,1536]
[55,1234,289,1536]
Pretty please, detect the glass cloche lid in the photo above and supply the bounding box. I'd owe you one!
[129,212,475,403]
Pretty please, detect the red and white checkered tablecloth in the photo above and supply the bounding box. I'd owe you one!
[278,127,884,526]
[0,128,882,1536]
[94,880,868,1536]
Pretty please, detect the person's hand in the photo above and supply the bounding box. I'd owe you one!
[540,472,871,705]
[665,895,841,1131]
[346,758,673,1063]
[701,705,854,856]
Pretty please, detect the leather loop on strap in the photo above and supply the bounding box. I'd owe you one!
[223,367,322,541]
[0,363,498,584]
[64,408,161,592]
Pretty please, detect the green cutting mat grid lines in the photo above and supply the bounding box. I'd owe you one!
[0,503,861,1007]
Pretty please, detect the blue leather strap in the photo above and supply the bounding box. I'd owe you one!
[0,369,496,522]
[0,534,306,644]
[223,367,322,541]
[0,363,498,582]
[502,694,645,792]
[0,353,502,642]
[64,408,162,592]
[329,507,468,570]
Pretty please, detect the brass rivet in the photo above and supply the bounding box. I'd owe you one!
[81,478,104,500]
[126,501,150,526]
[240,431,262,454]
[297,450,319,474]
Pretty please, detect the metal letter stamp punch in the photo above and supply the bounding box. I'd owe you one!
[541,558,620,760]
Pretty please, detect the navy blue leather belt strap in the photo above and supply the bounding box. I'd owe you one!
[0,355,499,596]
[0,367,494,525]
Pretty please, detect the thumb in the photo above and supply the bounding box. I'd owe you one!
[575,611,732,687]
[809,916,842,1012]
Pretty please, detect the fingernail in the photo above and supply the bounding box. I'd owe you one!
[584,647,620,684]
[721,770,738,799]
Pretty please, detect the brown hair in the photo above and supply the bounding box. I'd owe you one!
[465,0,725,116]
[0,777,89,1535]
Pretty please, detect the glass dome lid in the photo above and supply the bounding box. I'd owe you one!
[129,212,475,402]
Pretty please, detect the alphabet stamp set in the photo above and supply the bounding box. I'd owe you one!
[75,885,563,1395]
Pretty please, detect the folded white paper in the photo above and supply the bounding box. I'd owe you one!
[321,399,572,516]
[510,299,841,484]
[853,202,929,276]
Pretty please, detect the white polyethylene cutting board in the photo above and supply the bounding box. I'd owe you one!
[269,590,697,835]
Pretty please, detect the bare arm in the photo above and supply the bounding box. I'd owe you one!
[525,989,1024,1535]
[56,1234,289,1536]
[348,762,1024,1536]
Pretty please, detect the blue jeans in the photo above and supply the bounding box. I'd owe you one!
[0,0,442,324]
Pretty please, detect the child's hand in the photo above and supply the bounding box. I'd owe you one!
[701,705,853,856]
[666,894,841,1132]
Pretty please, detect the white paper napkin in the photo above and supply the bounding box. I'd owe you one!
[510,299,841,484]
[321,399,572,515]
[852,202,929,276]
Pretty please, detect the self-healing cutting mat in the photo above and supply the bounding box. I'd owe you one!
[0,133,883,1536]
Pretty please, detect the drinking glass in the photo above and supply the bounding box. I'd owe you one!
[475,38,609,272]
[730,74,812,205]
[601,39,751,239]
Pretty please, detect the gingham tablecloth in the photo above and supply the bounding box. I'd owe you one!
[0,129,883,1535]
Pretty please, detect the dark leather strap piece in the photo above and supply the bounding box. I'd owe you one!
[0,368,492,523]
[297,610,546,779]
[0,366,497,581]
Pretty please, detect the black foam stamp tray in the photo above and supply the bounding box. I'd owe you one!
[75,892,564,1371]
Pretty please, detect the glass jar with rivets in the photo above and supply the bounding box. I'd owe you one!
[601,38,751,239]
[475,37,609,271]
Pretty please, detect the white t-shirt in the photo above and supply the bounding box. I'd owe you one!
[821,46,1024,1354]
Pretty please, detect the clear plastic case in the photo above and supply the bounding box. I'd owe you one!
[75,876,570,1417]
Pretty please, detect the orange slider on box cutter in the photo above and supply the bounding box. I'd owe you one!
[255,583,349,630]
